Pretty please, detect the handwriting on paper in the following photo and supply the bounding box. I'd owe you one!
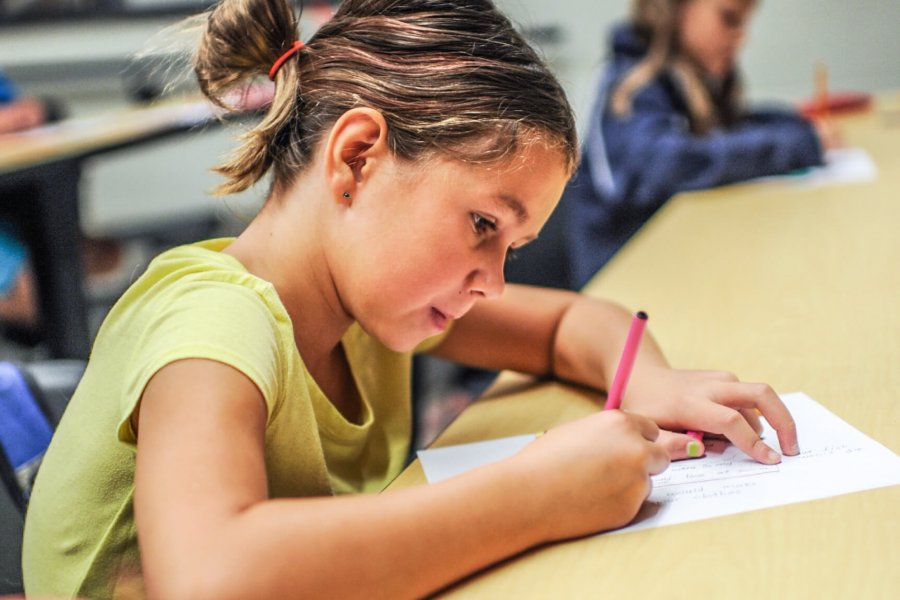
[653,439,780,488]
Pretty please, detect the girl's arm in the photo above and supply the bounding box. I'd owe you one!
[429,284,655,389]
[432,284,799,464]
[601,84,824,210]
[0,97,46,133]
[134,357,667,600]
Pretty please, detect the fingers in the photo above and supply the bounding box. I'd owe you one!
[740,408,763,436]
[622,413,669,475]
[646,440,670,476]
[607,411,669,475]
[710,382,800,457]
[623,410,660,443]
[657,430,705,461]
[694,401,783,464]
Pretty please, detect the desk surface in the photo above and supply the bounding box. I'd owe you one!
[0,85,273,174]
[0,97,216,174]
[388,94,900,598]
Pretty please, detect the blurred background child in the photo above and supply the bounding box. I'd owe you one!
[512,0,840,291]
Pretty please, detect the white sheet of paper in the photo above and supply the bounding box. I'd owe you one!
[417,392,900,535]
[754,147,878,188]
[418,434,538,483]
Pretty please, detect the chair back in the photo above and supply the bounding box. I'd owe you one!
[0,360,84,595]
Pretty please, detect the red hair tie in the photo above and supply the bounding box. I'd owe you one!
[268,40,304,81]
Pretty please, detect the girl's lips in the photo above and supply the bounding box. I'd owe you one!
[430,307,450,332]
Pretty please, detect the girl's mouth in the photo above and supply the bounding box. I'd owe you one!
[430,307,450,332]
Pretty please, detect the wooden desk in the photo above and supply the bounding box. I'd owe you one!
[0,96,221,357]
[0,98,218,175]
[388,95,900,598]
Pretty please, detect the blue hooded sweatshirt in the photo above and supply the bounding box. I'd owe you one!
[507,24,824,290]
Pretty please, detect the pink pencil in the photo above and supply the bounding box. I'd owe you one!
[604,311,704,447]
[604,311,648,410]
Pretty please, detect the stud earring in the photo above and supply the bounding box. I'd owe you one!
[342,192,351,199]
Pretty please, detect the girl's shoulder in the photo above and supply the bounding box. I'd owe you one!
[103,238,293,357]
[134,238,279,304]
[143,237,243,279]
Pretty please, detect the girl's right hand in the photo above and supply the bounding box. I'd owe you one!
[510,410,670,542]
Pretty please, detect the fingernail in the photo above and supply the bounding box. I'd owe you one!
[766,449,781,464]
[787,443,800,455]
[686,440,703,458]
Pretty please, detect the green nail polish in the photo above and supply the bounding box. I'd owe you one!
[687,440,702,457]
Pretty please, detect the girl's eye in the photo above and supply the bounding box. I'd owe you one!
[471,213,497,236]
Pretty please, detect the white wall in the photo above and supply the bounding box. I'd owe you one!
[1,17,269,234]
[739,0,900,100]
[499,0,900,127]
[4,2,899,120]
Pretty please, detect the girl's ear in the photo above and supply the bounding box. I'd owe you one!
[323,107,390,203]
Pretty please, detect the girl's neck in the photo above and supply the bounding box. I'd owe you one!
[224,191,353,363]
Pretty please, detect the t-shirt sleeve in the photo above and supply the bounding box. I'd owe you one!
[117,279,283,446]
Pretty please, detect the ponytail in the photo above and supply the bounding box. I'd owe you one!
[194,0,301,194]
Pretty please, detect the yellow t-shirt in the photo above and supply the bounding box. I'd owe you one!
[22,238,426,598]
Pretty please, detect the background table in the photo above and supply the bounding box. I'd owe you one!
[0,93,258,358]
[388,94,900,598]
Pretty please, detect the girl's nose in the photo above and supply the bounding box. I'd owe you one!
[467,256,505,299]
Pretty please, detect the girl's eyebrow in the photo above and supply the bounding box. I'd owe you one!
[496,194,528,224]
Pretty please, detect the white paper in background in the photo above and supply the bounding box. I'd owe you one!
[754,147,878,188]
[417,392,900,535]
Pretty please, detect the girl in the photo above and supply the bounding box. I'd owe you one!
[22,0,798,598]
[558,0,840,288]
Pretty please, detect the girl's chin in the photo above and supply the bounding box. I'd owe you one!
[369,327,430,354]
[358,312,447,353]
[383,329,445,354]
[707,58,736,80]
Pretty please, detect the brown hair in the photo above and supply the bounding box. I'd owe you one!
[193,0,578,195]
[609,0,750,134]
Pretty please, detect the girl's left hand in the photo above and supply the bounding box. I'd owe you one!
[622,366,800,464]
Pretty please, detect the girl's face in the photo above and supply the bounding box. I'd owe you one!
[677,0,756,78]
[332,141,569,352]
